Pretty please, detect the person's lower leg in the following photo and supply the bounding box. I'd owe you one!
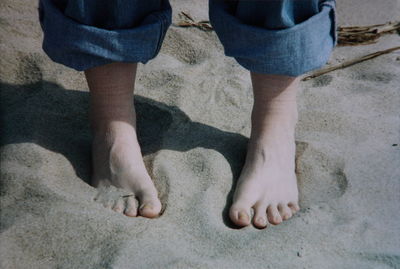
[85,62,161,218]
[229,72,300,228]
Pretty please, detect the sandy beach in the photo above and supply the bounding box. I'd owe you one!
[1,0,399,268]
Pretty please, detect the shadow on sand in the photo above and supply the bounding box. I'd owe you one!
[0,81,249,228]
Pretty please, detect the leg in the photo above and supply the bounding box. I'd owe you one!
[230,73,300,228]
[39,0,172,217]
[85,62,161,218]
[209,0,337,227]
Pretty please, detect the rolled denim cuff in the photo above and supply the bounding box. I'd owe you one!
[38,0,172,71]
[209,0,337,76]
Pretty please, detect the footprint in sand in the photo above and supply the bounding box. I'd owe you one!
[162,28,209,65]
[355,252,400,268]
[311,74,333,88]
[295,141,348,207]
[15,53,45,85]
[138,70,184,91]
[352,71,396,84]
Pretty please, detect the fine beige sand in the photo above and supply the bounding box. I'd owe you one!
[1,0,399,268]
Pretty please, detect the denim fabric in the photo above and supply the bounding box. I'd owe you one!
[39,0,172,71]
[39,0,336,76]
[209,0,337,76]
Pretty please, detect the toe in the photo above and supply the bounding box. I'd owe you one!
[139,202,161,218]
[112,198,125,214]
[229,205,251,227]
[137,190,162,218]
[124,197,138,217]
[103,200,113,210]
[253,204,268,229]
[288,202,300,214]
[267,205,282,225]
[278,203,293,220]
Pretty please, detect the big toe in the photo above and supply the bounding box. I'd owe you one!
[139,201,161,218]
[137,190,162,218]
[229,204,251,227]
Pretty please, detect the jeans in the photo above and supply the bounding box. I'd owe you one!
[38,0,336,76]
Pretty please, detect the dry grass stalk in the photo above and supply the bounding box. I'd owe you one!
[338,21,400,46]
[302,46,400,81]
[176,11,213,31]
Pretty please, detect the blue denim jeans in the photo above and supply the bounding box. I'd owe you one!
[38,0,336,76]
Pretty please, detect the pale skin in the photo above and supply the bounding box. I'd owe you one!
[85,62,300,228]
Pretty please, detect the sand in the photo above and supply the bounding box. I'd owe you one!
[1,0,399,268]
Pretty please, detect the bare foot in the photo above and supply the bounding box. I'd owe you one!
[229,73,300,228]
[86,62,161,218]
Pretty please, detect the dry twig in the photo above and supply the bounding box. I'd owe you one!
[176,11,213,31]
[302,46,400,81]
[338,21,400,46]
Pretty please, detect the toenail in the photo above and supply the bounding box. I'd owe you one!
[141,204,153,211]
[257,218,267,226]
[238,212,249,221]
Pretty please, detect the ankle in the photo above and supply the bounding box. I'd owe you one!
[92,121,137,143]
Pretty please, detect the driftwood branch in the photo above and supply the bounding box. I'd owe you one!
[302,46,400,81]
